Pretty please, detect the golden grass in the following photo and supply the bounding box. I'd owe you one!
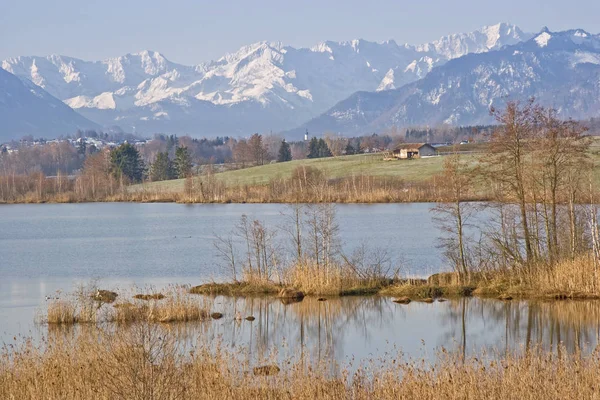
[2,322,600,399]
[381,254,600,301]
[45,288,210,325]
[189,254,600,302]
[284,263,387,296]
[111,293,209,323]
[528,254,600,297]
[190,263,390,298]
[46,300,80,324]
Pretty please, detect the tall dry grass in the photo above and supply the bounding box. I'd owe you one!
[1,321,600,399]
[44,288,211,325]
[0,168,489,204]
[463,253,600,298]
[191,262,390,297]
[528,254,600,296]
[110,292,210,323]
[285,263,386,295]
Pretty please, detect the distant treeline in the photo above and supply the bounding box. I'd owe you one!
[403,125,496,143]
[2,116,599,194]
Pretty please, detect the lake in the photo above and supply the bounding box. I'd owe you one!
[1,203,599,366]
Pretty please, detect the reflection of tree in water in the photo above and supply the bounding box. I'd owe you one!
[200,295,395,370]
[437,298,600,358]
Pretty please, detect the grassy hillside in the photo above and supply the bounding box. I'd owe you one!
[134,153,469,193]
[135,137,600,194]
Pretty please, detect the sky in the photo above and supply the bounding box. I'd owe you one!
[1,0,599,65]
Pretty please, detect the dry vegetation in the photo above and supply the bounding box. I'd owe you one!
[381,253,600,300]
[2,322,600,399]
[44,288,210,325]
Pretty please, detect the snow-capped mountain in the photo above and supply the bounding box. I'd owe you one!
[293,28,600,136]
[0,68,98,142]
[1,23,530,136]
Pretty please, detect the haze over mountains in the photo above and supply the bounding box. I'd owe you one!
[2,23,530,139]
[1,23,600,141]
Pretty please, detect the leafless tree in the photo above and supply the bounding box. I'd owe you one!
[433,151,475,282]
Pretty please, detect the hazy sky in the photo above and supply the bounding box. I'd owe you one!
[1,0,599,65]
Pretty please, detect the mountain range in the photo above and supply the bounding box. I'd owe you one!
[1,23,530,138]
[2,23,599,141]
[294,28,600,136]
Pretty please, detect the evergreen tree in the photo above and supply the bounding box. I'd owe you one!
[150,152,175,182]
[318,139,332,158]
[77,140,87,156]
[110,143,145,183]
[166,135,178,153]
[277,140,292,162]
[345,142,355,155]
[174,146,193,178]
[307,137,320,159]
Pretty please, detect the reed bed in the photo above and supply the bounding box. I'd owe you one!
[284,263,387,296]
[0,169,490,204]
[191,253,600,300]
[44,288,211,325]
[527,254,600,297]
[191,263,390,298]
[2,321,600,399]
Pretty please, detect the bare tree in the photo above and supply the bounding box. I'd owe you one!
[433,151,475,282]
[486,99,538,264]
[281,203,305,264]
[213,233,238,282]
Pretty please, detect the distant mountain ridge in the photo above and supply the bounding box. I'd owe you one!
[292,28,600,137]
[1,23,530,136]
[0,68,98,143]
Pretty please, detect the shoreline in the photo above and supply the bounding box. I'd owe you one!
[189,272,600,302]
[0,195,492,205]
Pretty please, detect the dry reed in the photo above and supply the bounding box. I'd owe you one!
[2,322,600,400]
[45,288,211,325]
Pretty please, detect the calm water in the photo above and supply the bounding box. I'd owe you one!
[1,203,599,365]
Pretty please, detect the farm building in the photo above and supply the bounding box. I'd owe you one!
[392,143,437,159]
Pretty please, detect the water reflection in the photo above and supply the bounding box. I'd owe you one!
[153,296,600,366]
[10,294,600,368]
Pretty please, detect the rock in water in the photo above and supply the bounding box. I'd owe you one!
[133,293,165,301]
[393,297,411,304]
[92,290,118,303]
[278,288,305,300]
[245,316,256,321]
[253,365,280,376]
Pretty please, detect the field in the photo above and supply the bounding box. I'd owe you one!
[119,136,600,200]
[134,153,477,193]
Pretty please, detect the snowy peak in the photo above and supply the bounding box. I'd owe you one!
[418,22,531,59]
[535,31,553,47]
[524,27,600,51]
[2,22,535,136]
